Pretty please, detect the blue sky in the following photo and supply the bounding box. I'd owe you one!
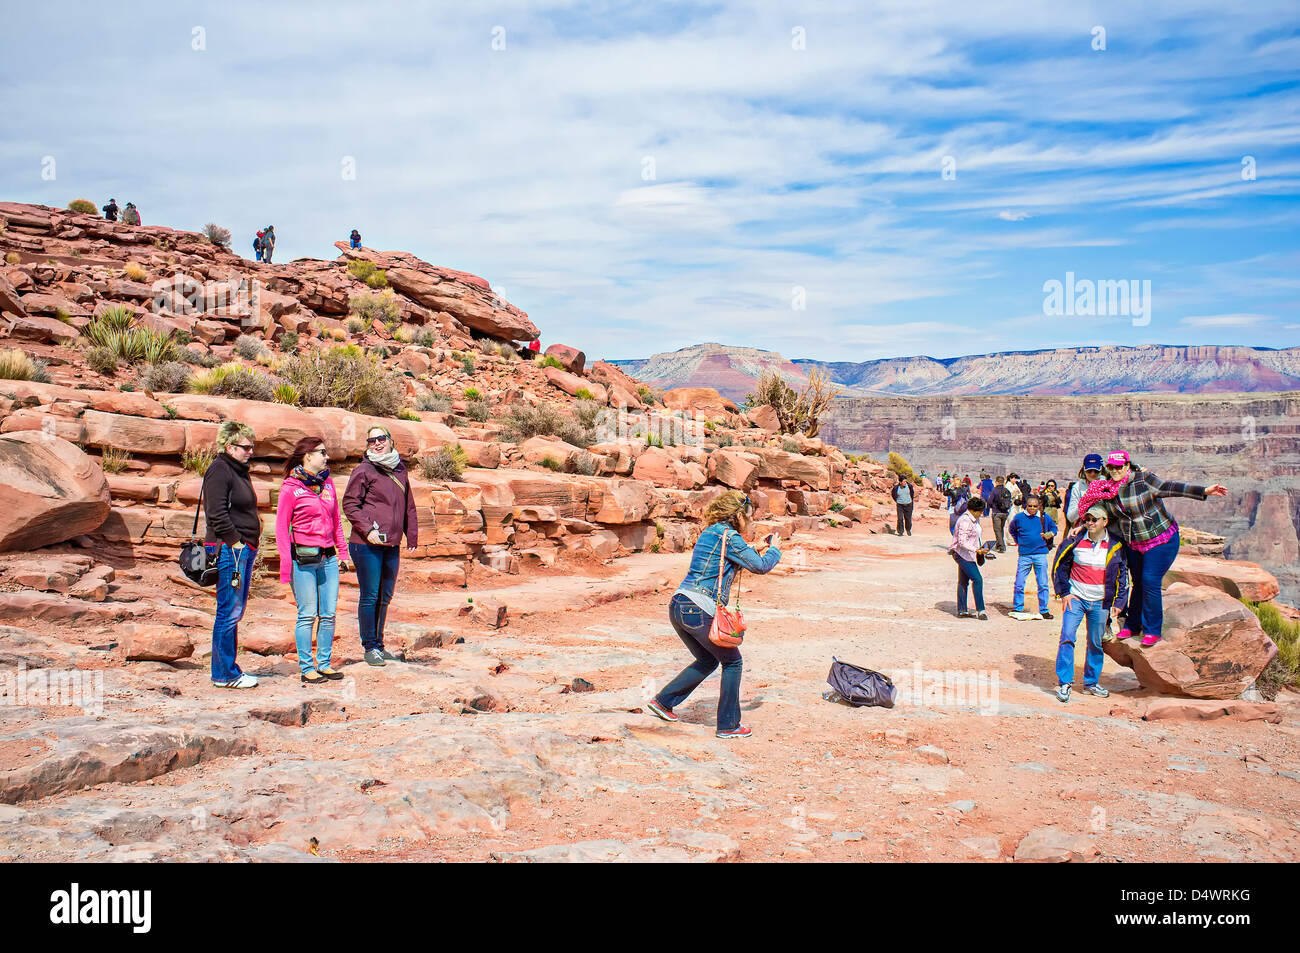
[2,1,1297,362]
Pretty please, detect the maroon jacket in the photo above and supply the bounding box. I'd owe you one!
[341,457,419,547]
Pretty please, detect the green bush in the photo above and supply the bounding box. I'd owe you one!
[574,387,594,401]
[278,331,299,353]
[418,445,470,482]
[345,317,366,335]
[348,289,401,326]
[499,401,592,447]
[398,409,421,421]
[464,399,490,422]
[539,455,564,472]
[347,259,388,288]
[182,446,216,474]
[67,198,98,215]
[234,334,270,361]
[86,346,119,376]
[139,361,191,393]
[1245,601,1300,699]
[461,355,476,375]
[782,436,801,453]
[415,330,438,349]
[187,363,275,401]
[536,354,563,370]
[173,329,192,346]
[273,382,301,405]
[279,346,404,417]
[636,385,655,405]
[99,447,131,473]
[464,387,481,400]
[887,451,917,482]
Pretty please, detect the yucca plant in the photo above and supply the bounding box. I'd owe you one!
[272,381,301,405]
[99,447,132,474]
[187,364,232,395]
[0,348,37,380]
[141,329,178,365]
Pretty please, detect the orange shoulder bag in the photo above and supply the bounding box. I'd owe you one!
[708,529,747,648]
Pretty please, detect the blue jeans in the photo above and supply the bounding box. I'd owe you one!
[209,543,255,682]
[1124,530,1179,638]
[349,542,400,651]
[291,554,339,673]
[1014,553,1050,613]
[656,594,742,731]
[956,556,984,613]
[1056,596,1107,685]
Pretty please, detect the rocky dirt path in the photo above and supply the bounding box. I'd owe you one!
[3,506,1297,862]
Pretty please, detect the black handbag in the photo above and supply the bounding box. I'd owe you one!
[290,526,323,566]
[179,485,221,587]
[825,657,897,709]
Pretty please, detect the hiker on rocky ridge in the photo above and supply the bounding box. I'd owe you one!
[277,437,350,685]
[202,421,261,690]
[122,202,140,225]
[647,490,781,740]
[1051,504,1128,703]
[1008,493,1057,619]
[1082,451,1227,647]
[342,426,418,667]
[253,230,265,262]
[350,229,361,250]
[891,471,915,536]
[948,496,988,620]
[102,198,119,222]
[261,225,275,263]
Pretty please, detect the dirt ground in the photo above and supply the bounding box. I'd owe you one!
[2,505,1297,862]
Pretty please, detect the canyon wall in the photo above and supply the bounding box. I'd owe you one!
[823,391,1300,602]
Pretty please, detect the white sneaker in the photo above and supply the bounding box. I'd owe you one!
[213,673,258,689]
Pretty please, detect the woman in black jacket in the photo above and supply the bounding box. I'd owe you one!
[203,421,262,689]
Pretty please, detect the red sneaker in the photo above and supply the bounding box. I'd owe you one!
[716,724,752,739]
[1115,628,1134,640]
[1140,633,1161,647]
[646,699,678,722]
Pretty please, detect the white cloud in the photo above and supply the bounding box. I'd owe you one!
[998,210,1031,221]
[1179,313,1273,328]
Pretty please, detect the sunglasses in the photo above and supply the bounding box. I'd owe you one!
[1085,515,1106,523]
[231,443,253,452]
[366,435,389,445]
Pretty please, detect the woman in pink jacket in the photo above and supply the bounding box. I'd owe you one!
[276,437,350,684]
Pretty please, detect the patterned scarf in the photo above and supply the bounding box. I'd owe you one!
[292,465,329,494]
[1077,473,1129,517]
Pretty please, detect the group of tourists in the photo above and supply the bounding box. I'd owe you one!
[252,226,276,263]
[100,198,140,225]
[201,421,418,689]
[941,452,1226,703]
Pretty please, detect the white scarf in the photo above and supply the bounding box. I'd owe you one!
[367,448,400,470]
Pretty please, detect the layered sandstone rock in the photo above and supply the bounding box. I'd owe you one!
[0,433,110,551]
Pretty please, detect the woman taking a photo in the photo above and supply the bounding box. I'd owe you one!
[647,491,782,740]
[949,496,988,620]
[1079,451,1227,646]
[342,426,418,667]
[203,421,261,690]
[276,437,350,684]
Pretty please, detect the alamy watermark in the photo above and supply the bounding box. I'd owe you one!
[889,660,1000,716]
[1042,271,1151,326]
[1,663,104,715]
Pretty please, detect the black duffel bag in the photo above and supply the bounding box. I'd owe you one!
[825,657,897,709]
[179,486,221,587]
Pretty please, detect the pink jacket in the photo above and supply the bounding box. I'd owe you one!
[275,475,349,582]
[949,512,982,562]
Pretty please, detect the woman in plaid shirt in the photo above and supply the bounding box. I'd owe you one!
[1080,451,1227,646]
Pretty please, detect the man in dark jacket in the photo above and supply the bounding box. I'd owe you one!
[1050,505,1129,703]
[342,426,418,666]
[890,472,915,536]
[102,198,119,222]
[1008,493,1058,619]
[989,475,1012,552]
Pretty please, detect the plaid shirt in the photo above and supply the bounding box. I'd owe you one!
[1103,467,1207,545]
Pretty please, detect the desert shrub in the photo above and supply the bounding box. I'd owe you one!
[272,382,301,405]
[498,342,517,360]
[397,409,421,421]
[559,418,594,448]
[163,404,178,419]
[86,346,120,375]
[4,252,19,265]
[536,354,563,370]
[415,330,437,348]
[887,451,917,482]
[1245,601,1300,699]
[636,385,655,405]
[347,260,387,287]
[345,317,366,335]
[348,289,400,326]
[279,346,404,417]
[574,387,594,401]
[202,223,232,247]
[477,338,499,356]
[67,198,98,215]
[573,451,597,476]
[572,399,602,430]
[539,455,563,472]
[715,433,734,447]
[418,445,469,482]
[119,383,136,392]
[646,432,663,448]
[461,355,476,375]
[173,329,192,346]
[139,361,191,392]
[829,500,846,513]
[655,521,665,538]
[29,359,51,384]
[328,327,347,341]
[500,402,589,446]
[53,308,73,324]
[182,348,220,368]
[123,262,148,282]
[0,349,38,381]
[782,436,801,453]
[417,393,452,413]
[392,325,413,343]
[278,331,299,353]
[464,387,481,400]
[365,271,388,289]
[464,399,490,422]
[99,447,131,473]
[234,333,270,361]
[187,363,275,401]
[182,446,216,474]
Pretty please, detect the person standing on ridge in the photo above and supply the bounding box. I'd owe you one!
[102,198,119,222]
[891,471,915,536]
[350,229,361,250]
[253,230,265,262]
[990,474,1012,552]
[261,225,276,263]
[122,202,140,225]
[1051,505,1128,703]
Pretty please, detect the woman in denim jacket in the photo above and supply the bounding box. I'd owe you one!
[646,491,781,739]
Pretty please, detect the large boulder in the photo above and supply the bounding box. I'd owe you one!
[544,344,586,376]
[1165,554,1281,603]
[543,367,607,404]
[708,449,758,491]
[746,403,781,432]
[385,266,539,341]
[755,448,831,489]
[1103,583,1278,698]
[0,433,111,552]
[663,387,734,416]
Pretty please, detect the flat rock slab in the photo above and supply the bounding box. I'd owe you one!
[1139,698,1282,724]
[1014,826,1099,863]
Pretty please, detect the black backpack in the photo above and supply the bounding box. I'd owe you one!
[825,657,897,708]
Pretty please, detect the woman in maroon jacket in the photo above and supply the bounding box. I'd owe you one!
[342,426,419,666]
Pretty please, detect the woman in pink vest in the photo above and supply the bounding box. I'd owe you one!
[276,437,350,684]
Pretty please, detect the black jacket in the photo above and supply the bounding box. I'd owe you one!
[991,485,1012,515]
[202,452,261,547]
